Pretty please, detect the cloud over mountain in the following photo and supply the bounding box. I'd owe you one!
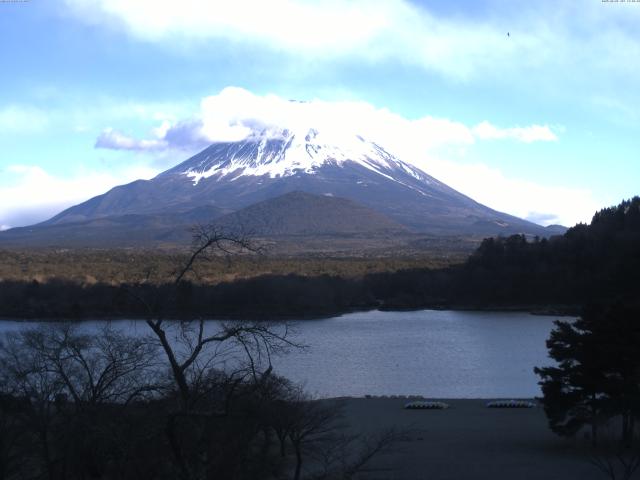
[95,128,167,151]
[94,87,558,154]
[87,87,593,227]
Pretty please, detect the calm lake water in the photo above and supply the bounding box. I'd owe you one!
[0,309,563,398]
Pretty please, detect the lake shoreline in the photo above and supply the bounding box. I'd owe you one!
[0,310,559,399]
[0,303,579,323]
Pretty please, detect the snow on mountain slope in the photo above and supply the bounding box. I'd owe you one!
[168,128,437,190]
[37,125,553,238]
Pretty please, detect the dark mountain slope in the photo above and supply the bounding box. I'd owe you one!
[0,205,227,248]
[40,128,553,237]
[214,191,407,236]
[1,127,562,248]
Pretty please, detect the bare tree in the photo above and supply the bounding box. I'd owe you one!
[0,323,160,480]
[289,399,344,480]
[9,324,159,408]
[121,225,305,480]
[310,427,406,480]
[266,383,405,480]
[1,328,70,479]
[0,224,400,480]
[129,225,299,410]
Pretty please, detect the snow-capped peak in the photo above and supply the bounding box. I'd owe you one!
[177,127,432,186]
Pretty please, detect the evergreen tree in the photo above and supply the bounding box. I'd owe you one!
[535,303,640,445]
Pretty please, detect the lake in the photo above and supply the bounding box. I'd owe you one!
[0,309,563,398]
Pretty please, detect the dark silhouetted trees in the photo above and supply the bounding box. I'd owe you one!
[0,323,160,480]
[535,303,640,447]
[0,224,403,479]
[0,322,400,480]
[3,197,639,319]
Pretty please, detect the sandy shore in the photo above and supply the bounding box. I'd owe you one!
[336,397,603,480]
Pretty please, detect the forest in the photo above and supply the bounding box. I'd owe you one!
[0,197,638,320]
[1,198,639,479]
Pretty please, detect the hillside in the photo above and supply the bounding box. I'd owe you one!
[0,126,558,249]
[214,191,407,236]
[1,198,634,320]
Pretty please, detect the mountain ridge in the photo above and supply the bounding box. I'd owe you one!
[2,127,564,248]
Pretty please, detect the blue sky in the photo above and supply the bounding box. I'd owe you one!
[1,0,638,229]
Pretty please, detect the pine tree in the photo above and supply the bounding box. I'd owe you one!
[535,303,640,445]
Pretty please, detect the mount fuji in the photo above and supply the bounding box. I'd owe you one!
[1,127,562,248]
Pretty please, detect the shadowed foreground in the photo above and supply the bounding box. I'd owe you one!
[338,398,601,480]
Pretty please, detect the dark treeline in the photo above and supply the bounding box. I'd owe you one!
[0,275,372,320]
[1,197,639,320]
[1,227,402,480]
[453,196,640,306]
[0,322,399,480]
[367,197,640,310]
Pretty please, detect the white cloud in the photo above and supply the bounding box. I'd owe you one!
[61,0,531,79]
[0,164,159,229]
[63,0,640,83]
[0,86,590,228]
[89,87,592,226]
[0,98,194,139]
[525,212,562,225]
[95,128,167,151]
[77,3,513,75]
[64,0,396,51]
[415,158,598,227]
[95,87,554,154]
[472,121,558,143]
